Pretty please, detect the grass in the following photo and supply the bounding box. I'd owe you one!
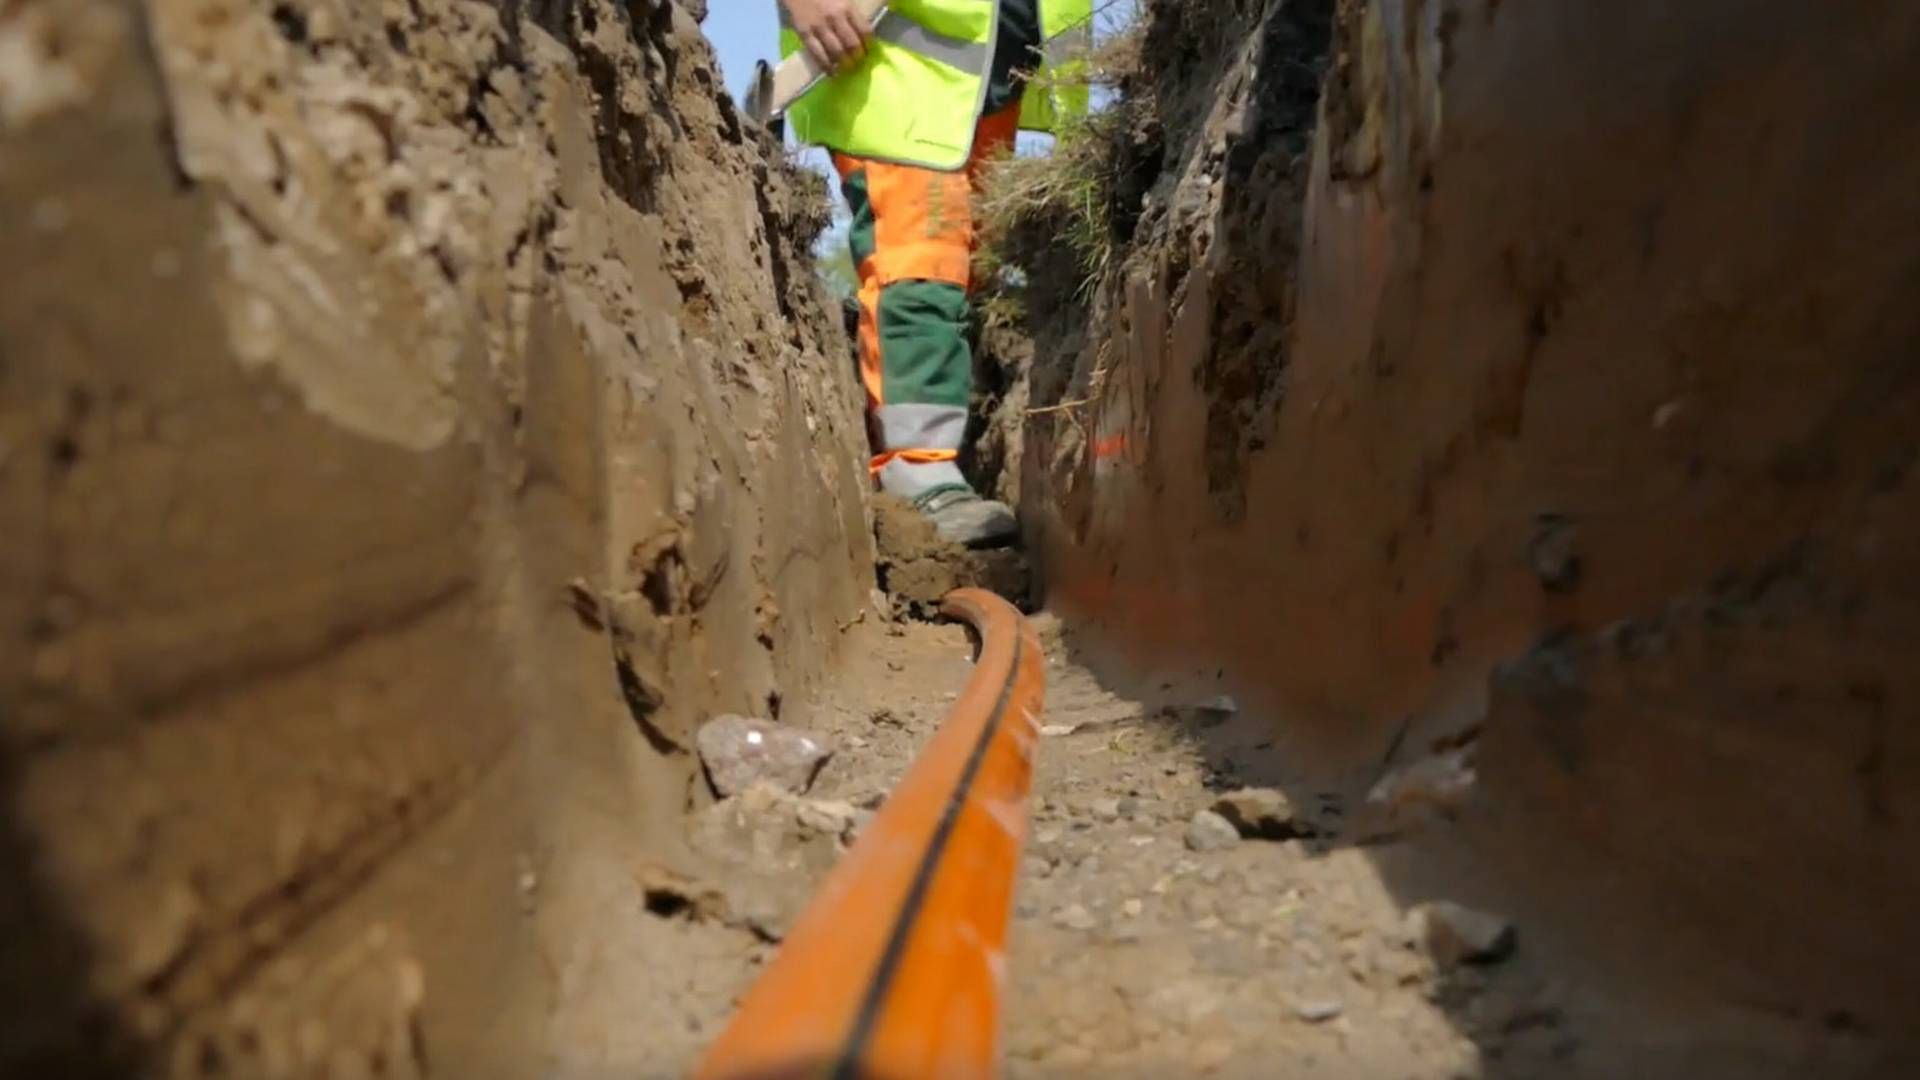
[974,22,1145,297]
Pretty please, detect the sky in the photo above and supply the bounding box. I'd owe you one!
[702,8,783,106]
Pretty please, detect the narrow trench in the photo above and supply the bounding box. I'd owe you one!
[670,610,1556,1078]
[7,0,1916,1077]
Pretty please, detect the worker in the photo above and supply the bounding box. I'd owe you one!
[776,0,1091,546]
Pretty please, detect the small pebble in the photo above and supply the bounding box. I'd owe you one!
[1184,809,1241,852]
[1055,904,1097,931]
[1294,999,1344,1023]
[1406,900,1517,968]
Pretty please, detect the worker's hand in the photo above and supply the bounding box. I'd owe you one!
[782,0,871,72]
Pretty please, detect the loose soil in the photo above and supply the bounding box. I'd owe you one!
[647,612,1586,1079]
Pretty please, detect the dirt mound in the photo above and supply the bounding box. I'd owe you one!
[872,495,1028,616]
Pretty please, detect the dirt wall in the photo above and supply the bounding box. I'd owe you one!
[1,0,873,1073]
[1021,0,1920,1068]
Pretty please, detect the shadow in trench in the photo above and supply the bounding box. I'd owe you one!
[0,738,146,1076]
[1046,611,1919,1080]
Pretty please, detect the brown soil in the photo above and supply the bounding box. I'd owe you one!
[872,494,1029,615]
[1009,0,1920,1073]
[2,0,870,1073]
[6,0,1919,1075]
[630,615,1588,1078]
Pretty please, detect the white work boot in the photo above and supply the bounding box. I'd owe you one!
[914,486,1018,548]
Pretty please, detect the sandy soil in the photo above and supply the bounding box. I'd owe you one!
[651,608,1599,1079]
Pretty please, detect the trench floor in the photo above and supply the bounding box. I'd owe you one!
[629,612,1584,1078]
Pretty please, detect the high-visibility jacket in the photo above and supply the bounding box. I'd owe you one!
[779,0,1093,171]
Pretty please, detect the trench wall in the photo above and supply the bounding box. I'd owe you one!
[1025,0,1920,1052]
[1,0,872,1073]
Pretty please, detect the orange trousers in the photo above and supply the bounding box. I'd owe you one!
[831,108,1021,500]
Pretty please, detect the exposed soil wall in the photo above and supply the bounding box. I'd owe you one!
[1,0,873,1073]
[1018,0,1920,1067]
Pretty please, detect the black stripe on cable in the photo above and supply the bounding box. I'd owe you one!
[827,628,1026,1080]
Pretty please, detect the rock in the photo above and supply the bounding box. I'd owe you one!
[1358,749,1477,841]
[1211,787,1308,840]
[1293,998,1345,1023]
[1120,898,1144,919]
[1528,513,1581,592]
[1039,724,1076,737]
[1185,809,1241,852]
[794,797,857,836]
[696,714,832,797]
[1117,796,1140,817]
[1055,904,1097,931]
[689,782,859,876]
[684,782,865,937]
[1021,855,1052,880]
[1407,901,1517,968]
[1090,796,1122,821]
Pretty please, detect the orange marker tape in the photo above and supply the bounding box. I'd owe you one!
[694,589,1046,1080]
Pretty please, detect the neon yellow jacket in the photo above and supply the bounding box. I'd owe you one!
[780,0,1093,170]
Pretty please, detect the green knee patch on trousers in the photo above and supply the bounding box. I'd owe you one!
[840,168,876,268]
[879,280,971,407]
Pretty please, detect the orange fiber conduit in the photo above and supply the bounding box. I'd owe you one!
[693,588,1046,1080]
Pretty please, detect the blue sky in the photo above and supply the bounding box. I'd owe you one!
[703,9,782,105]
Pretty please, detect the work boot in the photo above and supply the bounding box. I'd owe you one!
[915,486,1018,548]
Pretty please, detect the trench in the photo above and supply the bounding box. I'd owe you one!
[3,0,1918,1077]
